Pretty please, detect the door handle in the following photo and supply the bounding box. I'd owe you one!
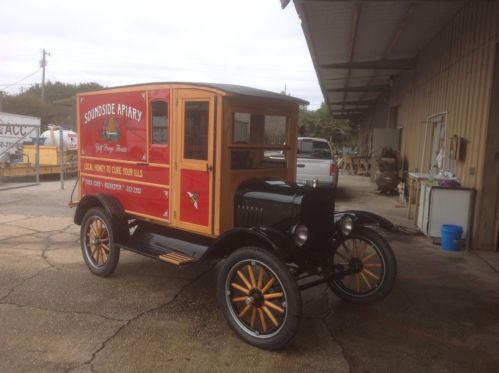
[206,164,213,172]
[297,164,305,168]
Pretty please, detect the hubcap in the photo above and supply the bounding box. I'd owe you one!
[225,260,287,339]
[85,217,110,267]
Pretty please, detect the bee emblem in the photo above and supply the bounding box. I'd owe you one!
[187,191,200,210]
[102,116,120,141]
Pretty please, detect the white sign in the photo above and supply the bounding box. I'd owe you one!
[0,112,41,156]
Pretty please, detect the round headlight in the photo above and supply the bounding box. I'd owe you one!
[340,215,354,236]
[294,224,309,246]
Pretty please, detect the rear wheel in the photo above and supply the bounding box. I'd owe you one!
[217,247,301,350]
[326,228,396,304]
[80,207,120,277]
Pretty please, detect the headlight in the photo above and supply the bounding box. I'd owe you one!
[340,215,354,235]
[293,224,309,246]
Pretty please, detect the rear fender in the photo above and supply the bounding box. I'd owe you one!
[74,194,125,234]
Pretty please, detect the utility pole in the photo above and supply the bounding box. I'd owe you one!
[40,49,50,103]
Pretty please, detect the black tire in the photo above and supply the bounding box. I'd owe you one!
[80,207,120,277]
[326,228,396,304]
[217,246,302,350]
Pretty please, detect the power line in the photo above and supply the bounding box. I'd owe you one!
[0,83,37,86]
[0,69,41,91]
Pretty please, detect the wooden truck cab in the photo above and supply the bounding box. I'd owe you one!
[77,83,304,237]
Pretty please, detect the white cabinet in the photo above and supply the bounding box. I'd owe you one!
[417,184,473,240]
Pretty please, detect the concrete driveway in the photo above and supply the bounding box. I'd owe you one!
[0,177,498,372]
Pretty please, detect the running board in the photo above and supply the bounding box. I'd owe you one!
[118,228,209,267]
[159,252,194,266]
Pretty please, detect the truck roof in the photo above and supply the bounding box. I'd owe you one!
[78,82,309,105]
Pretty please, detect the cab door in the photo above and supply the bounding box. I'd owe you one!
[174,89,216,235]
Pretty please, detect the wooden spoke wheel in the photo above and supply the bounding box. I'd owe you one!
[218,247,301,350]
[80,207,120,277]
[327,228,396,304]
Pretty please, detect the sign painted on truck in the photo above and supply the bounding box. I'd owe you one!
[79,89,171,222]
[79,91,147,162]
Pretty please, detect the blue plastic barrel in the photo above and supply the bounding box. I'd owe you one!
[441,224,463,251]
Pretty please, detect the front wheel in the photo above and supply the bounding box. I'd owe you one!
[326,228,397,304]
[217,247,302,350]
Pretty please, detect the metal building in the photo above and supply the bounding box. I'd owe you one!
[285,0,499,250]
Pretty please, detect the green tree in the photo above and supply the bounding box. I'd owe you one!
[2,81,103,129]
[299,103,358,149]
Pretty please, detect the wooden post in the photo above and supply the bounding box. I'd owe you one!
[59,127,64,190]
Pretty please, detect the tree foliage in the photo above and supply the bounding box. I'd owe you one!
[299,103,358,148]
[1,81,103,130]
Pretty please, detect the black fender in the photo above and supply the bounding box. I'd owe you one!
[74,194,126,234]
[204,226,294,261]
[335,210,394,231]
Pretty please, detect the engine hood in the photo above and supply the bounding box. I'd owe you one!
[234,179,335,237]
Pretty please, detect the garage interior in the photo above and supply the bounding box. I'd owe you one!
[284,0,499,251]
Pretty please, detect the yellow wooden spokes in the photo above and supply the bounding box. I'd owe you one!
[363,268,380,280]
[261,277,275,294]
[258,308,267,332]
[230,282,250,294]
[265,301,285,314]
[257,267,264,289]
[262,306,279,327]
[263,292,283,300]
[336,238,384,294]
[239,304,252,318]
[237,270,252,290]
[87,217,111,266]
[229,262,286,335]
[247,265,256,288]
[250,307,257,329]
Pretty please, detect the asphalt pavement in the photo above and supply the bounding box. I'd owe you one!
[0,176,498,372]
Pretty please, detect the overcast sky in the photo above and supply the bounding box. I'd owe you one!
[0,0,323,109]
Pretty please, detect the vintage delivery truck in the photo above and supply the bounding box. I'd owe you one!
[72,82,396,349]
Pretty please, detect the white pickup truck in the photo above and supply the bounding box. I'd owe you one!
[296,137,338,188]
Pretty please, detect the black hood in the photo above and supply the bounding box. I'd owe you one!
[234,179,335,239]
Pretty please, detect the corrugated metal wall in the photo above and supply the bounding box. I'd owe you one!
[365,1,498,249]
[395,2,497,183]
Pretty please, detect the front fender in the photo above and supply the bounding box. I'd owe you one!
[335,210,394,231]
[204,226,294,260]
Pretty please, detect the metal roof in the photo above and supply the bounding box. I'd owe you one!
[81,82,309,105]
[290,0,466,121]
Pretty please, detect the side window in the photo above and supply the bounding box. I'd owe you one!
[231,112,288,170]
[151,100,168,145]
[184,101,209,160]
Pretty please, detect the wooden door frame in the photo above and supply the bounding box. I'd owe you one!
[172,89,217,235]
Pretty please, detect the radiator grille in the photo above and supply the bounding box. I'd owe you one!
[236,204,264,227]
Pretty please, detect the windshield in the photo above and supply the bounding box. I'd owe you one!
[298,139,332,159]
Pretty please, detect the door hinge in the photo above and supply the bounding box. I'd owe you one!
[173,210,177,218]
